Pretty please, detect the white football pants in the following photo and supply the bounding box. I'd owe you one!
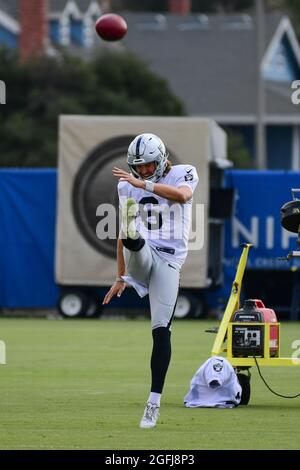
[123,242,180,330]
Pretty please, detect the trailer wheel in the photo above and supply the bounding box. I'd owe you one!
[174,291,204,319]
[85,292,103,318]
[58,289,89,318]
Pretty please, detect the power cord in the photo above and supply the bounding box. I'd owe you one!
[253,356,300,399]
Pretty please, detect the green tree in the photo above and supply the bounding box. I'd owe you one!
[0,49,185,167]
[266,0,300,31]
[225,128,253,169]
[111,0,254,12]
[286,0,300,22]
[112,0,168,11]
[192,0,254,12]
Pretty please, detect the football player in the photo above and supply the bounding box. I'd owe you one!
[103,133,199,428]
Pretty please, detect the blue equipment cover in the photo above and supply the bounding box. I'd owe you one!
[0,169,58,307]
[224,170,300,270]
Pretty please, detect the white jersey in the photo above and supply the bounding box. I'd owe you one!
[118,165,199,267]
[184,356,242,408]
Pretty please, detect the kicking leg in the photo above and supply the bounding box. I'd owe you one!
[121,198,153,285]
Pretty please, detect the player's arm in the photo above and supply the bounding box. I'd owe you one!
[102,234,126,305]
[112,167,192,203]
[151,183,192,203]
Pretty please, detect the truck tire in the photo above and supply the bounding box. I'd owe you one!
[174,291,204,319]
[58,289,89,318]
[58,289,102,318]
[85,292,103,318]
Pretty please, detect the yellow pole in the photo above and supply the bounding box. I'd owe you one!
[211,244,253,356]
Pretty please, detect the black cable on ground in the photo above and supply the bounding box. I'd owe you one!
[253,356,300,399]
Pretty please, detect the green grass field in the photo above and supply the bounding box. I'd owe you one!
[0,317,300,450]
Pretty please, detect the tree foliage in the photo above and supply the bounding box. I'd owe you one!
[111,0,254,12]
[286,0,300,22]
[191,0,254,12]
[225,128,253,169]
[112,0,300,16]
[111,0,168,11]
[0,48,185,167]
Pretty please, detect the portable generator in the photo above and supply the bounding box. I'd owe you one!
[211,243,300,369]
[231,299,279,358]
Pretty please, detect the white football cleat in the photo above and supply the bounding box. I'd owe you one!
[139,402,160,429]
[122,198,139,239]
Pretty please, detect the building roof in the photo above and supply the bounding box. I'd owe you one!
[121,12,300,120]
[0,4,298,121]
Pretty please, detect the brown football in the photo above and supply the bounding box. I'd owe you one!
[95,14,128,42]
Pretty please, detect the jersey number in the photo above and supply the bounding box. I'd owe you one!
[139,197,162,231]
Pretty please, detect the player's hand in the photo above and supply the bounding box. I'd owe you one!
[113,167,145,189]
[102,281,126,305]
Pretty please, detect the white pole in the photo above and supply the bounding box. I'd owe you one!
[255,0,267,169]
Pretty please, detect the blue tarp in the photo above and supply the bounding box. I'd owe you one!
[206,170,300,311]
[224,170,300,269]
[1,168,300,309]
[0,168,148,310]
[0,169,58,307]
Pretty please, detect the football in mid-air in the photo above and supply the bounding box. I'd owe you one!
[95,14,128,41]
